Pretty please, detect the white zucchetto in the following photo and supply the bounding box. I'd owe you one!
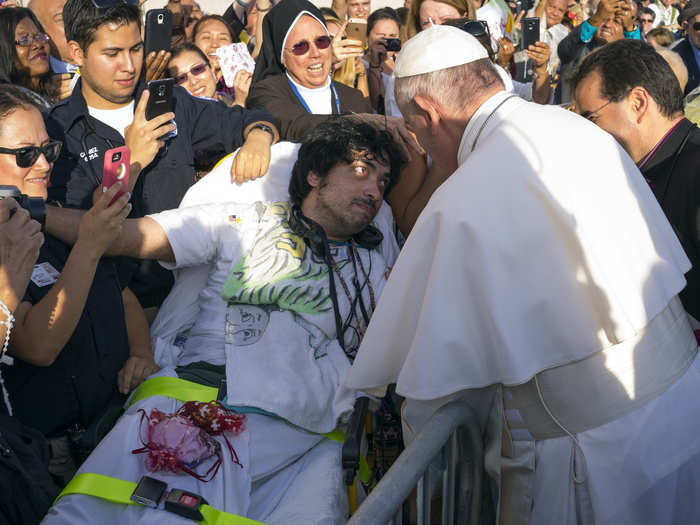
[394,24,489,79]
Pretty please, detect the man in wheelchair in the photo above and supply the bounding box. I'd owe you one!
[42,119,405,525]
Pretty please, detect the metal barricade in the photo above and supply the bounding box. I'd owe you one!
[347,400,483,525]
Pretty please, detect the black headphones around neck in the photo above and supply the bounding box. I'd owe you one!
[288,205,383,259]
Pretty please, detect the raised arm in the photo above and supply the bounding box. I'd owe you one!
[45,185,175,263]
[9,188,133,366]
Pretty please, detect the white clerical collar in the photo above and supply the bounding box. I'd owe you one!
[286,73,331,95]
[458,89,515,165]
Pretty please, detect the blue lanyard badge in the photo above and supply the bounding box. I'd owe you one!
[287,77,341,115]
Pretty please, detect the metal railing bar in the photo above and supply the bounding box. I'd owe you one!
[347,400,481,525]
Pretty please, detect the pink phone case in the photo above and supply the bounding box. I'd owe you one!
[102,146,130,205]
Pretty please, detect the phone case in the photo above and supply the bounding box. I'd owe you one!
[144,9,173,55]
[346,18,368,45]
[145,78,174,121]
[521,17,540,51]
[102,146,130,205]
[216,43,256,88]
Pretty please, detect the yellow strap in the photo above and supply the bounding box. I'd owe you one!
[54,473,264,524]
[128,377,373,484]
[55,473,139,507]
[323,429,372,486]
[127,376,218,408]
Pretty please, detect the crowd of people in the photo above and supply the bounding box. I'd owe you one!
[1,0,700,521]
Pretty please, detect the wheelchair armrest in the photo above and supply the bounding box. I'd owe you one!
[342,396,370,486]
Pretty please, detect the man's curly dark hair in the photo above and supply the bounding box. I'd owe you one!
[288,119,406,207]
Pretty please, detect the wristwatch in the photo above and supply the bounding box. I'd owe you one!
[248,122,276,144]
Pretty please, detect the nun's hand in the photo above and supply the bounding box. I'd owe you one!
[231,127,275,184]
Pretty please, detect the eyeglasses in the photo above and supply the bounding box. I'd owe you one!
[89,0,138,11]
[287,35,332,56]
[693,21,700,31]
[173,63,209,85]
[581,99,613,121]
[14,33,50,47]
[0,141,62,168]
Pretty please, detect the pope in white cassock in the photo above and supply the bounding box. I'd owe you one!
[346,25,700,524]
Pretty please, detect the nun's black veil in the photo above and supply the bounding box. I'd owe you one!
[252,0,328,83]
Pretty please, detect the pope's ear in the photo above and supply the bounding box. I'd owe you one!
[413,95,442,136]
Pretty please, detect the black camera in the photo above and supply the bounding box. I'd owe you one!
[0,185,46,228]
[382,38,402,52]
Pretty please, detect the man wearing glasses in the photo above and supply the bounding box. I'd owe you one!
[671,0,700,94]
[572,38,700,323]
[639,6,656,34]
[45,0,279,308]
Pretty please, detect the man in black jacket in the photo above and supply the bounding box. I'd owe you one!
[572,39,700,321]
[47,0,279,306]
[671,0,700,95]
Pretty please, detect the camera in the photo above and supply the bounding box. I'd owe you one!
[382,38,402,52]
[0,185,46,228]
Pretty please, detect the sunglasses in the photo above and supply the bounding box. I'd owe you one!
[694,21,700,30]
[287,35,332,56]
[444,18,490,38]
[14,33,50,47]
[0,141,62,168]
[640,17,653,22]
[173,63,209,85]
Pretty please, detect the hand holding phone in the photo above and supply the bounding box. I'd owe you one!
[346,18,368,46]
[102,146,130,205]
[144,9,173,56]
[521,17,540,51]
[124,90,175,177]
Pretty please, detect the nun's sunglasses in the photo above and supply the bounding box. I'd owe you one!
[288,35,332,56]
[0,141,62,168]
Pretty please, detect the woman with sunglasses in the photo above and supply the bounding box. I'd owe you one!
[0,7,58,105]
[167,43,252,178]
[0,84,156,485]
[167,42,252,108]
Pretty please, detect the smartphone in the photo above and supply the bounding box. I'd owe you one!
[346,18,368,46]
[521,17,540,51]
[145,78,174,121]
[144,9,172,56]
[102,146,130,205]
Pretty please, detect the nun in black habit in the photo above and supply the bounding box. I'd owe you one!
[246,0,372,141]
